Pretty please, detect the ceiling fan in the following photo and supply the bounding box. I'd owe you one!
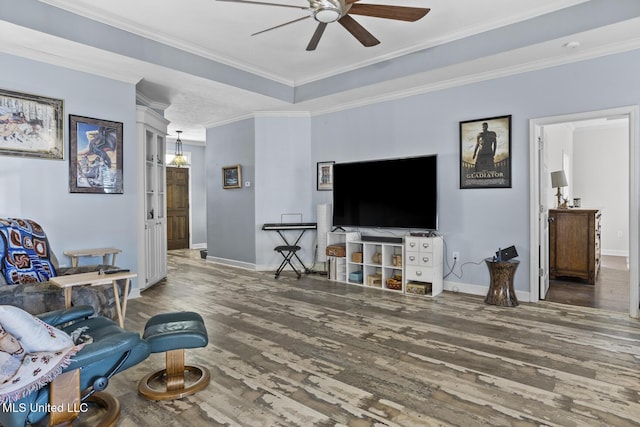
[217,0,430,51]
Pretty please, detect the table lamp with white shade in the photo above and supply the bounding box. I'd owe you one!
[550,170,568,208]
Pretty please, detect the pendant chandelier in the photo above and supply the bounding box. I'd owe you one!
[169,130,189,167]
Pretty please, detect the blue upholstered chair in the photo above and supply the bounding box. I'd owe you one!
[0,305,151,427]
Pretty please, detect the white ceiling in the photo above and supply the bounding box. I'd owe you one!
[3,0,640,142]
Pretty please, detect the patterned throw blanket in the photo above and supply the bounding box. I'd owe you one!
[0,218,57,285]
[0,305,83,404]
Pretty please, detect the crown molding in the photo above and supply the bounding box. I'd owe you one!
[136,91,170,111]
[206,111,311,129]
[309,38,640,118]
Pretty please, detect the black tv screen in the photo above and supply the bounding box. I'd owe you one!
[332,155,437,230]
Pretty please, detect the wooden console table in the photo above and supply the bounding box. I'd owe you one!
[50,270,136,328]
[63,247,122,267]
[484,259,519,307]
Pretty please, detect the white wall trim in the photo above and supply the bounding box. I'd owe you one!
[602,249,630,258]
[206,256,257,271]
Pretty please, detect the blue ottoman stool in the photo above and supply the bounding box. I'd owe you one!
[138,311,210,400]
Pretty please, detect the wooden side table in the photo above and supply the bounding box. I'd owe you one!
[50,270,136,328]
[63,247,122,267]
[484,259,519,307]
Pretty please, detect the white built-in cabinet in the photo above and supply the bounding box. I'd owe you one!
[327,231,443,297]
[137,106,169,290]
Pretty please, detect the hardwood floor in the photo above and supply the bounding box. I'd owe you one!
[103,250,640,426]
[546,255,630,312]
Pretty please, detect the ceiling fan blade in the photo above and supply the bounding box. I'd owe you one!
[338,14,380,47]
[306,22,328,51]
[348,4,430,22]
[217,0,310,10]
[252,15,310,36]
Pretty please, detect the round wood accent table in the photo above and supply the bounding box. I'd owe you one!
[484,259,519,306]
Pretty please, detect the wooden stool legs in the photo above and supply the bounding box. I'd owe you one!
[138,349,210,401]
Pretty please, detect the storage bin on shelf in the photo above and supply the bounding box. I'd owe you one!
[349,270,363,284]
[367,273,382,287]
[406,282,432,295]
[327,244,346,257]
[385,275,402,290]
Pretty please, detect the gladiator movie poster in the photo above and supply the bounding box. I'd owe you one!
[459,115,512,189]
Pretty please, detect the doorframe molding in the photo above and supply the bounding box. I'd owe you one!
[529,105,639,317]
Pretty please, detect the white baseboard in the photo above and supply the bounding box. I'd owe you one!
[207,256,257,271]
[601,249,629,257]
[190,243,207,249]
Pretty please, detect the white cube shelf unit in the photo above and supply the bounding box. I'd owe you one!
[326,231,357,282]
[326,231,443,297]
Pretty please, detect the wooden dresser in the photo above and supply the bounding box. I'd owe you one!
[548,208,601,284]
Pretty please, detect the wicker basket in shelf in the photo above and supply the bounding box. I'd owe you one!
[386,277,402,290]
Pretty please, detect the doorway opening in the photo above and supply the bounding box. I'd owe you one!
[529,106,639,317]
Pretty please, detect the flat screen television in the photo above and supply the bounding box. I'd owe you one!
[332,155,437,230]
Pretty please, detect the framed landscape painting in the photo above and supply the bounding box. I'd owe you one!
[69,115,124,194]
[0,88,64,159]
[222,164,242,189]
[460,115,512,189]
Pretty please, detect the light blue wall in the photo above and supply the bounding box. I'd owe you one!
[186,143,207,247]
[254,117,312,268]
[207,50,640,294]
[207,119,256,265]
[0,53,140,287]
[311,49,640,293]
[206,117,313,268]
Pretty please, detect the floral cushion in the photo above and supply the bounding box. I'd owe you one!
[0,306,82,404]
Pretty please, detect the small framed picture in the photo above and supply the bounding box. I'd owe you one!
[69,114,123,194]
[460,115,512,189]
[222,164,242,189]
[317,161,334,191]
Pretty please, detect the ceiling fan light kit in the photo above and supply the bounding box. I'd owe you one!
[314,8,340,23]
[218,0,430,50]
[312,0,342,23]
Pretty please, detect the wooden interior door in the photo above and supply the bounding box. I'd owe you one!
[166,167,190,250]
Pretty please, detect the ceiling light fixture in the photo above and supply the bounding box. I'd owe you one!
[169,130,190,167]
[313,0,341,23]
